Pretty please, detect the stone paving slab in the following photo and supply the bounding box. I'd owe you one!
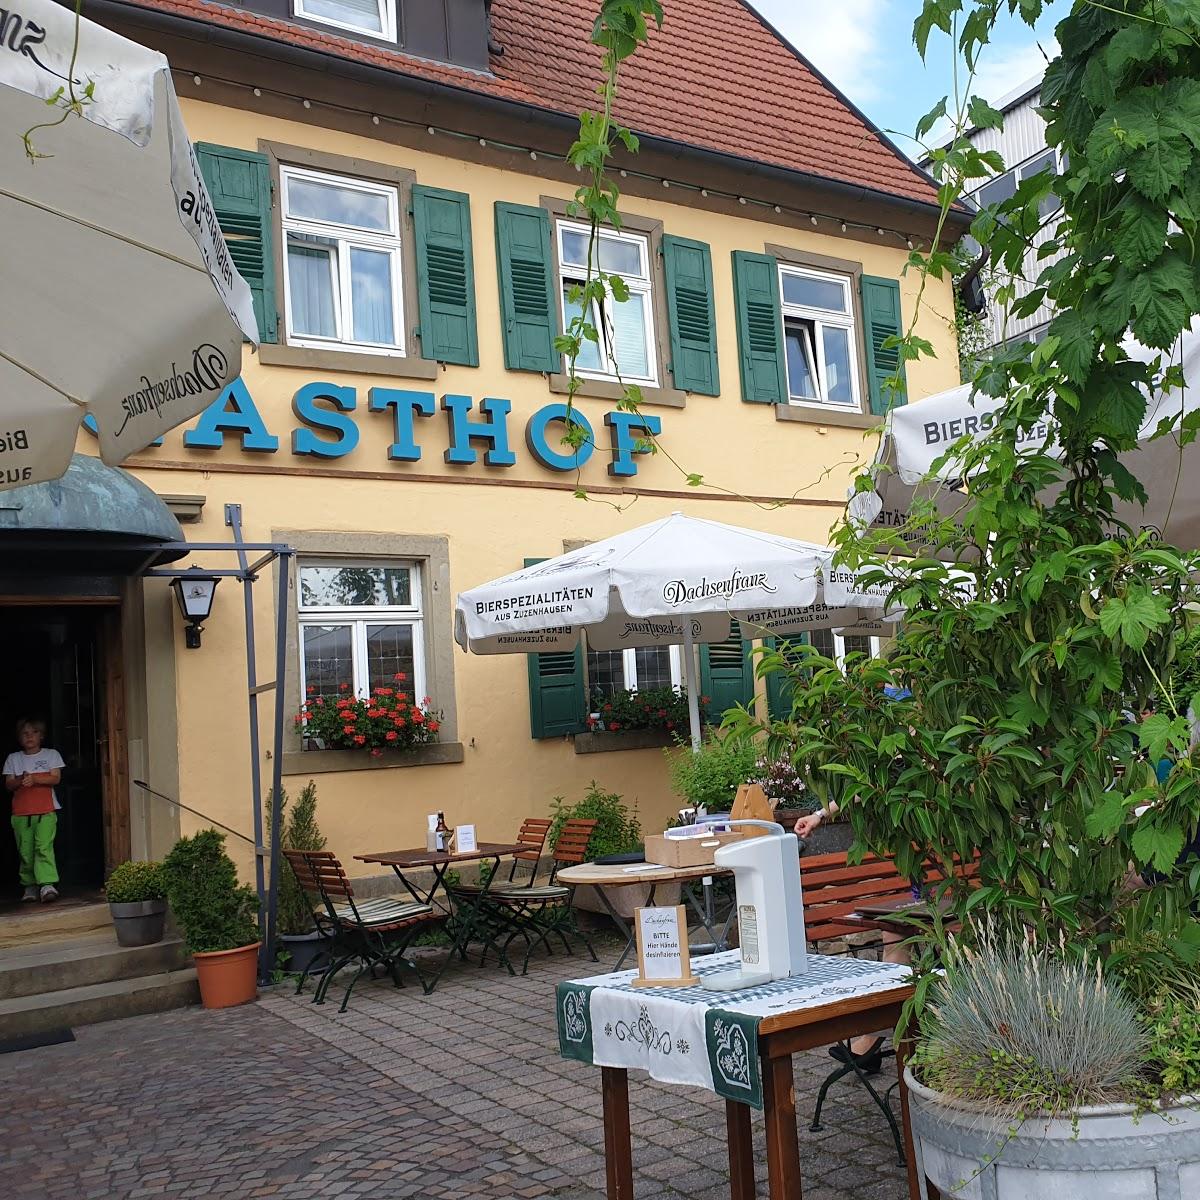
[0,939,908,1200]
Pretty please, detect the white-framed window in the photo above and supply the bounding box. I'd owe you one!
[294,0,396,41]
[298,562,426,703]
[281,166,404,356]
[779,265,860,408]
[556,220,659,386]
[807,629,877,667]
[587,645,681,699]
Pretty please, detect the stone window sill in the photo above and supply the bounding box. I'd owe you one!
[258,343,440,381]
[574,729,680,755]
[281,742,464,775]
[774,403,880,430]
[548,374,687,409]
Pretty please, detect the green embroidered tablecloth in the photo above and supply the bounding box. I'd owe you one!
[556,950,911,1109]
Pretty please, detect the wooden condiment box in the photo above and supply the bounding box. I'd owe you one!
[643,830,745,868]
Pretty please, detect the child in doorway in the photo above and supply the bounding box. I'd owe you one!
[5,718,65,902]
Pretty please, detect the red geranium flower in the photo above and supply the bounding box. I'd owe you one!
[343,725,355,735]
[667,721,675,729]
[293,714,302,726]
[701,696,711,705]
[412,711,425,724]
[608,721,620,731]
[370,747,383,758]
[306,686,315,695]
[385,730,399,742]
[354,734,366,745]
[339,682,350,691]
[394,672,407,682]
[394,716,406,727]
[428,720,439,733]
[658,709,667,717]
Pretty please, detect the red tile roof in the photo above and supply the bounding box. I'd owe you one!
[119,0,940,207]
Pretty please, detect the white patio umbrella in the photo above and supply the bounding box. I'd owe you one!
[0,0,258,488]
[454,513,894,749]
[853,325,1200,551]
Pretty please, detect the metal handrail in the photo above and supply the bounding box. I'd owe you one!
[133,780,261,851]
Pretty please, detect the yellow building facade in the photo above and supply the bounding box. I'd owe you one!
[12,0,966,888]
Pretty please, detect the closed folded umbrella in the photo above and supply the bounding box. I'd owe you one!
[0,0,257,488]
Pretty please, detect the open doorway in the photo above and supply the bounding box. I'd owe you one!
[0,605,118,895]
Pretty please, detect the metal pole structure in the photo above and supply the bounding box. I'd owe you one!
[226,503,269,982]
[683,625,703,753]
[264,549,291,982]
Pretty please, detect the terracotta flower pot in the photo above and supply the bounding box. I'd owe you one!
[193,942,260,1009]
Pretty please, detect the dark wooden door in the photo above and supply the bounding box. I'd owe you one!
[0,608,107,888]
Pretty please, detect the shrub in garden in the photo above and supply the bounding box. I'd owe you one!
[548,781,641,858]
[665,732,756,813]
[266,780,326,937]
[162,829,259,955]
[915,930,1148,1116]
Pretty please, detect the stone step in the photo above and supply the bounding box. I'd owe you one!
[0,900,110,949]
[0,969,200,1041]
[0,933,191,1000]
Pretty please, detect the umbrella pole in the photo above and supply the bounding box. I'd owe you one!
[683,626,703,753]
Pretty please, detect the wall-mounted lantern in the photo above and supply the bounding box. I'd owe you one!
[170,567,219,649]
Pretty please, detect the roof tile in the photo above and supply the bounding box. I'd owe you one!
[120,0,938,206]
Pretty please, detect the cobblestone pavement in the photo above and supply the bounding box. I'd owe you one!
[0,941,908,1200]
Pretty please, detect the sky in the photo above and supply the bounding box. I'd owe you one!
[746,1,1065,159]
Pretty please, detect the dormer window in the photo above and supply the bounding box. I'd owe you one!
[294,0,396,41]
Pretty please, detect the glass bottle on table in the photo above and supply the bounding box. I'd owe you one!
[435,811,450,853]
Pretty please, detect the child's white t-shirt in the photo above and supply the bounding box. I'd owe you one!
[3,749,65,810]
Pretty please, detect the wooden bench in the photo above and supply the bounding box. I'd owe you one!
[801,849,980,949]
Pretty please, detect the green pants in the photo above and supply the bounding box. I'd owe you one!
[11,813,58,886]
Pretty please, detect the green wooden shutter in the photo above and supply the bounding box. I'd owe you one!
[195,143,277,343]
[495,202,560,373]
[412,185,478,366]
[524,558,586,738]
[861,275,907,415]
[662,235,719,395]
[732,251,785,403]
[699,621,753,723]
[765,634,809,721]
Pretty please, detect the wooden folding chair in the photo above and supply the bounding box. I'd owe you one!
[283,849,439,1010]
[480,817,599,974]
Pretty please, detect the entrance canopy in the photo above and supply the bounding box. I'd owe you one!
[0,454,185,573]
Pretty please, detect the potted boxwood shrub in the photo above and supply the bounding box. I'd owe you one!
[162,828,260,1009]
[105,860,167,947]
[267,780,329,975]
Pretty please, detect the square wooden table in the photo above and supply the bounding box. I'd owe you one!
[357,842,526,992]
[595,979,921,1200]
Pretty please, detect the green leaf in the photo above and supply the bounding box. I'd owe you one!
[1084,792,1127,839]
[967,95,1004,132]
[1048,310,1095,384]
[1098,591,1170,651]
[1111,193,1168,269]
[1132,822,1187,874]
[1130,272,1193,349]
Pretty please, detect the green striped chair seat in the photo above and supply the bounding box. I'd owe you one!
[488,883,570,901]
[333,897,434,927]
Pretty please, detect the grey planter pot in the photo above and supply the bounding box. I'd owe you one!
[109,899,167,947]
[905,1066,1200,1200]
[281,931,331,976]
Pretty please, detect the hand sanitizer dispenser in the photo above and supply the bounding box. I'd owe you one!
[701,819,807,991]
